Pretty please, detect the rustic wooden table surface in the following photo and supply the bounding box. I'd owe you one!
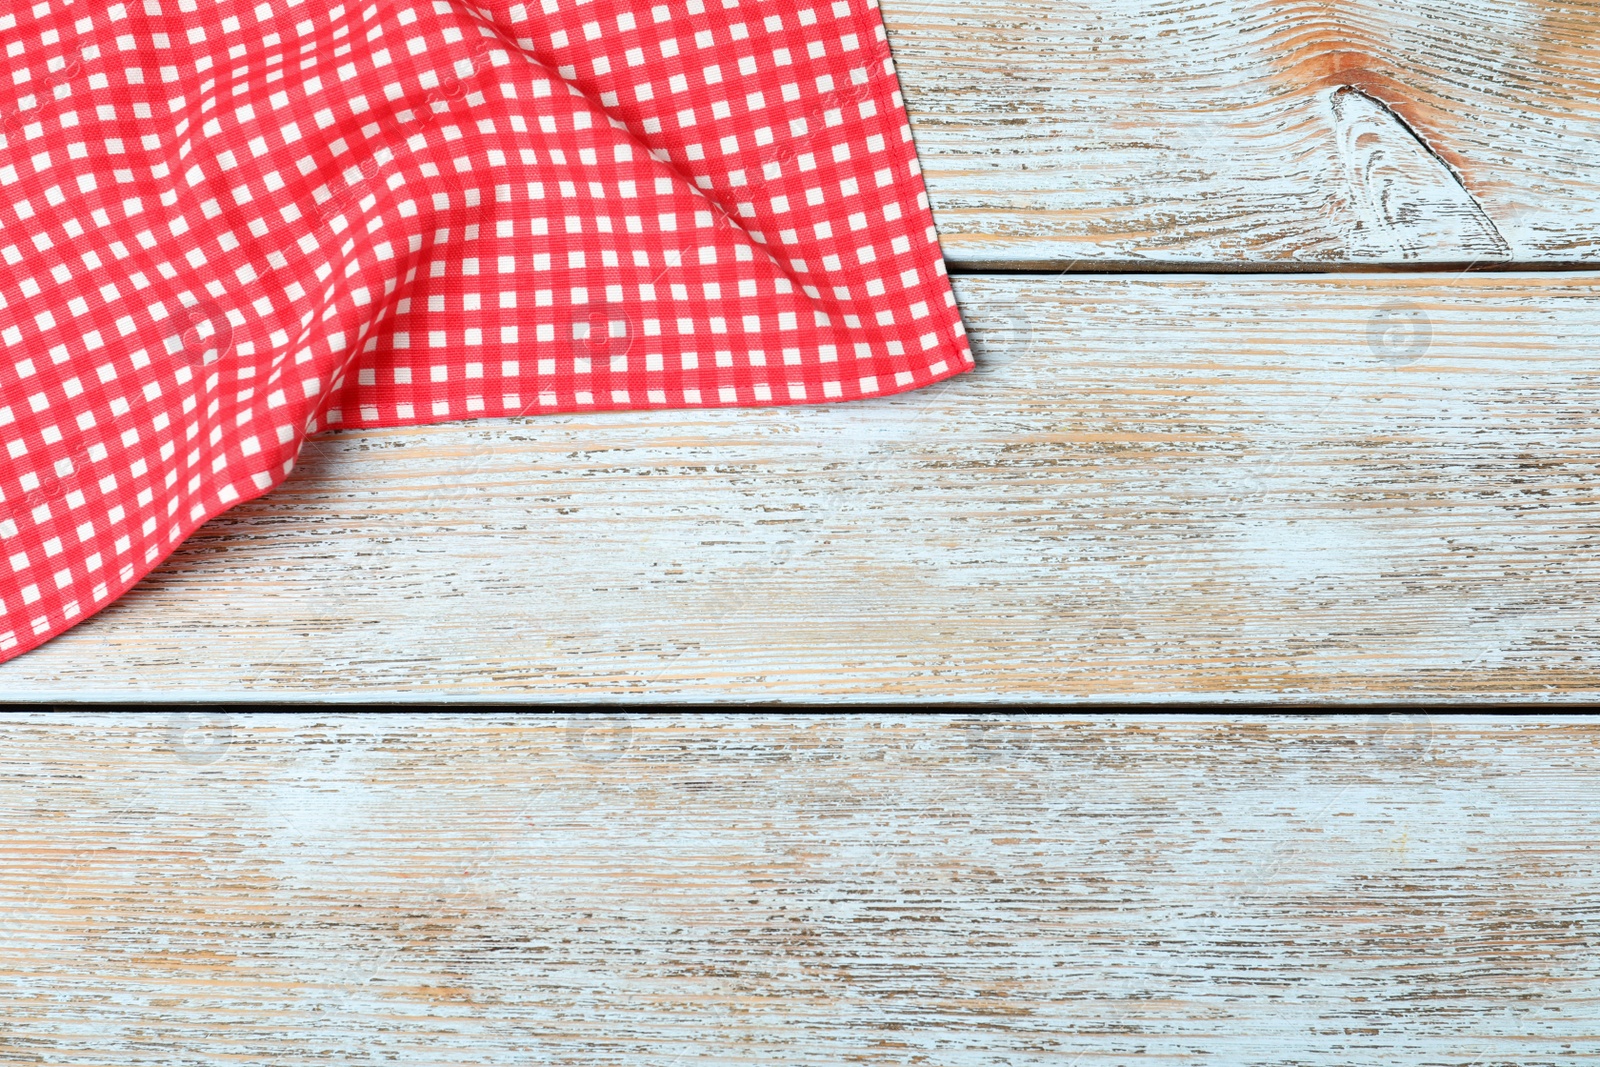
[4,713,1598,1066]
[4,0,1598,699]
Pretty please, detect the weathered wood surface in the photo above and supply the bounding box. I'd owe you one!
[5,273,1599,702]
[2,714,1598,1065]
[888,0,1600,267]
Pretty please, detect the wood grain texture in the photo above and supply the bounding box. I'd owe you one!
[888,0,1600,267]
[2,714,1598,1065]
[4,273,1598,702]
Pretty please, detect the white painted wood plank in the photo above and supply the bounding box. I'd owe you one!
[889,0,1600,266]
[2,714,1598,1065]
[3,274,1598,701]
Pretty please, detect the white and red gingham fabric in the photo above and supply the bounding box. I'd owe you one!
[0,0,970,662]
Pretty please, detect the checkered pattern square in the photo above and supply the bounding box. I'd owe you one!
[0,0,970,662]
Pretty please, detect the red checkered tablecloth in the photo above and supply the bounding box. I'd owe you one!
[0,0,969,661]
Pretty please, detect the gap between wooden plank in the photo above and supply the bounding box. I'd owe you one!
[0,700,1574,710]
[943,261,1600,276]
